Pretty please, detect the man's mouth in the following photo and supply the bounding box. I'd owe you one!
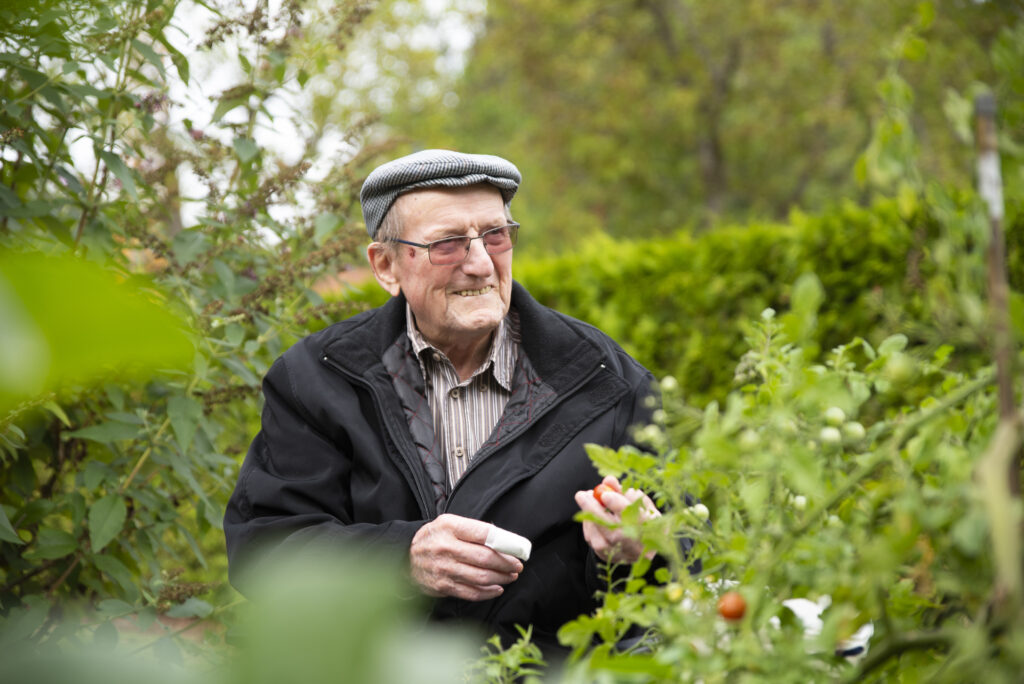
[453,286,493,297]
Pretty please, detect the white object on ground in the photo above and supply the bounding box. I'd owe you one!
[484,525,532,561]
[781,596,874,660]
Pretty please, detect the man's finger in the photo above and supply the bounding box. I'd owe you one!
[439,513,493,544]
[461,543,523,573]
[575,490,617,523]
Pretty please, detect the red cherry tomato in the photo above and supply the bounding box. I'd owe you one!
[717,591,746,621]
[593,484,615,506]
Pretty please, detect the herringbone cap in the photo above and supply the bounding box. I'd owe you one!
[360,149,521,239]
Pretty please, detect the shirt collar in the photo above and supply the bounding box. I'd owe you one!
[405,303,517,391]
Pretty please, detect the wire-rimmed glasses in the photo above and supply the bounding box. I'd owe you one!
[390,223,519,265]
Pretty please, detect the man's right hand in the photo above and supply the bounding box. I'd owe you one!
[409,513,523,601]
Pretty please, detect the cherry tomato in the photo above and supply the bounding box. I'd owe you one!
[593,484,615,506]
[717,591,746,621]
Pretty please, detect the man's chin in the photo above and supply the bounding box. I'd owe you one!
[450,306,505,335]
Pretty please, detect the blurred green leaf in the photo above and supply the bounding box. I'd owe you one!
[26,527,77,560]
[233,137,259,163]
[165,597,212,619]
[0,252,191,412]
[66,421,140,443]
[0,506,24,545]
[98,151,138,200]
[97,598,135,617]
[167,395,203,451]
[93,555,137,597]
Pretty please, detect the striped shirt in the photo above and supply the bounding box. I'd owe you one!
[406,305,519,488]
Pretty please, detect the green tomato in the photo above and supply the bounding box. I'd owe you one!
[883,352,915,386]
[824,406,846,427]
[690,503,710,521]
[819,426,842,446]
[792,495,807,511]
[738,429,760,451]
[842,421,866,441]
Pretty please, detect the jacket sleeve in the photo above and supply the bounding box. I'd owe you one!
[223,354,426,594]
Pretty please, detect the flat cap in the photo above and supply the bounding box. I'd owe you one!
[360,149,521,239]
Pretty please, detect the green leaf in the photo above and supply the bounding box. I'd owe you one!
[131,38,166,80]
[82,460,115,490]
[0,268,49,399]
[0,185,19,208]
[165,597,213,619]
[98,150,138,199]
[97,598,135,617]
[171,229,208,265]
[791,272,824,316]
[221,356,260,386]
[0,505,24,545]
[168,394,203,451]
[66,421,140,443]
[0,252,191,412]
[27,527,78,560]
[89,494,127,553]
[94,554,138,596]
[156,33,190,83]
[314,213,342,245]
[43,400,71,427]
[878,334,909,356]
[233,137,259,163]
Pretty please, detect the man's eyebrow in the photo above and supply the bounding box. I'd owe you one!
[423,221,506,240]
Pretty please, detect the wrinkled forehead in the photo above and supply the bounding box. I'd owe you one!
[392,184,509,234]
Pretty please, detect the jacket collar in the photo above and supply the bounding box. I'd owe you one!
[321,281,605,393]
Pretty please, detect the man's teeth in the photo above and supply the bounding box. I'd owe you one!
[455,286,493,296]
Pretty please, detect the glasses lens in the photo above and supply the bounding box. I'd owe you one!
[482,224,517,253]
[428,236,470,265]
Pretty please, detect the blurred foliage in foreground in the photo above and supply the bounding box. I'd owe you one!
[2,0,1024,681]
[0,548,479,684]
[0,0,382,652]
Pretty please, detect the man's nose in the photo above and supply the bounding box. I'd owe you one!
[460,236,495,275]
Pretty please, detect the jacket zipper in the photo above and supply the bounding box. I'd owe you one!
[319,353,436,518]
[443,362,608,513]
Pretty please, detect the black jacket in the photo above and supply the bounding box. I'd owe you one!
[224,282,657,653]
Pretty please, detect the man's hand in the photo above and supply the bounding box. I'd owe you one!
[574,475,660,564]
[409,513,523,601]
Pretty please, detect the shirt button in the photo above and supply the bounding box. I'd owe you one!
[432,352,442,362]
[454,446,465,458]
[450,388,461,400]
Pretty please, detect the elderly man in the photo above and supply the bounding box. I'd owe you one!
[224,150,667,655]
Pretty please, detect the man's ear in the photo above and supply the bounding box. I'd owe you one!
[367,242,402,297]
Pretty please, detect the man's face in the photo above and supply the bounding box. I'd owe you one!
[371,185,513,350]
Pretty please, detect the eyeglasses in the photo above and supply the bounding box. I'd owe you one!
[390,223,519,266]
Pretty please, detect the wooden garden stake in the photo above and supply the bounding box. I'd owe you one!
[973,93,1022,612]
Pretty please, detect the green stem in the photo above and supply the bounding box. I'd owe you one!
[75,4,143,246]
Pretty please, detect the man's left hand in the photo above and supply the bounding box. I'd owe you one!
[574,475,660,564]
